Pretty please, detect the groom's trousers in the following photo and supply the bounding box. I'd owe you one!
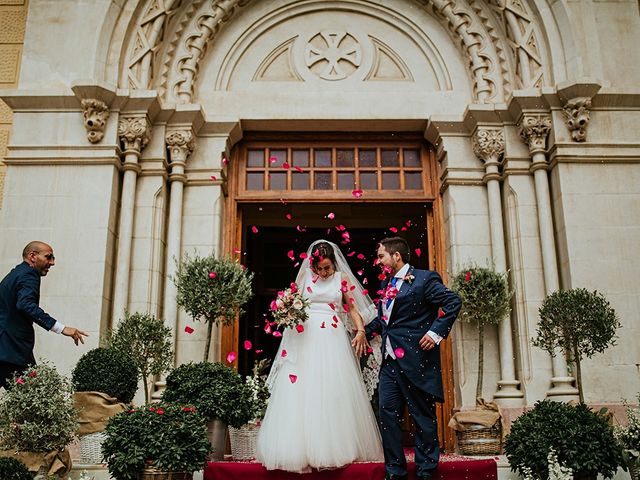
[378,357,439,477]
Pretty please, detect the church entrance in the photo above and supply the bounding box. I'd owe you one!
[222,135,455,450]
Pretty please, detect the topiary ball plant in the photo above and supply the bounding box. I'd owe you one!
[163,361,254,428]
[504,400,622,479]
[0,457,33,480]
[72,347,139,404]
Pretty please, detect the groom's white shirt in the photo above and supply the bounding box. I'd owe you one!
[382,264,443,359]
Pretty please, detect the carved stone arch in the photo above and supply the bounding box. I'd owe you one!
[115,0,569,103]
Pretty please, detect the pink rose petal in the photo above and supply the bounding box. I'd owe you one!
[208,271,217,279]
[286,213,293,220]
[294,166,303,173]
[185,326,194,334]
[351,189,363,198]
[269,156,277,163]
[295,324,304,333]
[282,162,290,169]
[233,248,241,254]
[415,248,422,257]
[210,175,217,181]
[243,340,252,350]
[389,227,398,233]
[357,253,366,260]
[306,286,313,293]
[327,212,335,219]
[394,347,405,359]
[226,351,237,363]
[281,349,287,358]
[289,374,297,384]
[272,331,283,338]
[287,250,295,261]
[222,157,229,165]
[347,251,356,257]
[255,349,263,354]
[251,226,259,234]
[320,322,326,328]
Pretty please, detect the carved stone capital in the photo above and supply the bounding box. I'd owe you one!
[562,97,591,142]
[165,129,195,164]
[118,116,151,153]
[81,99,110,144]
[472,128,505,165]
[518,114,552,154]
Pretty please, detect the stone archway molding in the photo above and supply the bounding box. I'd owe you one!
[119,0,558,105]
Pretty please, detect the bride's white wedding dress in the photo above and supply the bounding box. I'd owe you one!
[255,272,383,472]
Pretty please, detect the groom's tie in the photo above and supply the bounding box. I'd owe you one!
[385,276,398,308]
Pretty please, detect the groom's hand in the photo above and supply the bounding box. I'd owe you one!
[419,333,436,351]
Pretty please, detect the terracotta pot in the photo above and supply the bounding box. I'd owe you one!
[138,466,192,480]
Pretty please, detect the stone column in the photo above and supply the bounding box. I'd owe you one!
[518,114,579,401]
[472,127,523,406]
[112,116,151,323]
[163,128,194,350]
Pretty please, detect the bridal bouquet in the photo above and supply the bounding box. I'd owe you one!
[270,283,309,329]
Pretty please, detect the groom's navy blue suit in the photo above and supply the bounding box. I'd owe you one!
[366,266,461,478]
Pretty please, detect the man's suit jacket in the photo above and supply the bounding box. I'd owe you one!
[366,267,462,402]
[0,262,57,367]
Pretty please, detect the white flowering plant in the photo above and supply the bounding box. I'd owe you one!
[616,395,640,471]
[245,359,271,423]
[270,283,309,329]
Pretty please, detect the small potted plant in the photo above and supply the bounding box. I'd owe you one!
[72,347,139,464]
[173,253,254,361]
[615,395,640,480]
[106,311,174,403]
[102,402,211,480]
[228,359,271,460]
[450,265,511,455]
[0,456,32,480]
[162,361,254,460]
[533,288,621,403]
[504,400,622,479]
[0,362,77,477]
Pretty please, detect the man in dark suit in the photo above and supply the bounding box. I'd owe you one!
[0,241,88,389]
[366,237,462,480]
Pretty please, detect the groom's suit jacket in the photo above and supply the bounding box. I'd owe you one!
[366,267,461,402]
[0,262,57,367]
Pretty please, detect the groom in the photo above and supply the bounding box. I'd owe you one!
[366,237,462,480]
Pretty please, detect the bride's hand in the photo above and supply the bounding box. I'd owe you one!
[351,330,369,357]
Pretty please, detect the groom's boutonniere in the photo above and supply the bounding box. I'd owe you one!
[403,274,415,284]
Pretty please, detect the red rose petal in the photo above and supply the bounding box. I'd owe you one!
[307,286,313,293]
[389,227,398,233]
[269,156,277,163]
[438,308,445,318]
[295,324,304,333]
[222,157,229,165]
[320,322,326,328]
[255,349,263,354]
[287,250,295,261]
[185,326,194,334]
[415,248,422,257]
[226,351,237,363]
[289,374,297,384]
[465,271,472,282]
[210,175,217,181]
[272,331,283,338]
[281,349,287,358]
[286,213,293,220]
[282,162,290,169]
[351,189,363,198]
[367,347,374,354]
[208,271,217,279]
[233,248,241,254]
[394,347,405,359]
[243,340,252,350]
[357,253,365,260]
[251,226,259,234]
[294,166,303,173]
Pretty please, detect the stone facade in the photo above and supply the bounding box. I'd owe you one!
[1,0,639,417]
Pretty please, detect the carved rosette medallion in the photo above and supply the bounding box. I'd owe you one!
[518,114,552,154]
[118,116,151,153]
[305,30,362,80]
[165,129,195,164]
[472,128,505,164]
[562,97,591,142]
[81,99,110,144]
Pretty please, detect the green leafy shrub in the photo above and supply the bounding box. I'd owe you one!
[72,347,139,404]
[452,266,511,399]
[0,456,32,480]
[102,402,210,480]
[533,288,621,402]
[504,400,622,479]
[174,253,254,360]
[163,362,254,427]
[106,311,174,403]
[0,362,78,452]
[615,394,640,471]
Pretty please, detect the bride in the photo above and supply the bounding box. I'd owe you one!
[255,240,383,472]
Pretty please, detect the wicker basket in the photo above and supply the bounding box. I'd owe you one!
[79,431,106,464]
[228,423,260,460]
[630,464,640,480]
[138,467,192,480]
[456,422,502,456]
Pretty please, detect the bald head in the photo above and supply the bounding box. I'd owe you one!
[22,241,51,260]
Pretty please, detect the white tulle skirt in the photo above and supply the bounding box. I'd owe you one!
[255,306,383,472]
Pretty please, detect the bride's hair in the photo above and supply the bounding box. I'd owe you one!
[310,241,337,269]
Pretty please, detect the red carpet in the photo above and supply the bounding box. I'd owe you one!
[204,453,497,480]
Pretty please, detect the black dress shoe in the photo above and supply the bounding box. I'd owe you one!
[384,474,408,480]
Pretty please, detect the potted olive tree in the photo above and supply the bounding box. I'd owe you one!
[173,253,254,361]
[106,311,174,403]
[102,402,211,480]
[72,347,138,464]
[533,288,621,403]
[504,400,622,480]
[449,265,511,455]
[162,362,254,461]
[0,362,77,478]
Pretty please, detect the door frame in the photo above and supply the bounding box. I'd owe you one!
[220,134,455,451]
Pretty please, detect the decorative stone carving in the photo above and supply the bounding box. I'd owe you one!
[81,99,110,144]
[165,129,195,163]
[118,116,151,153]
[305,30,362,80]
[472,128,505,163]
[518,114,552,154]
[562,97,591,142]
